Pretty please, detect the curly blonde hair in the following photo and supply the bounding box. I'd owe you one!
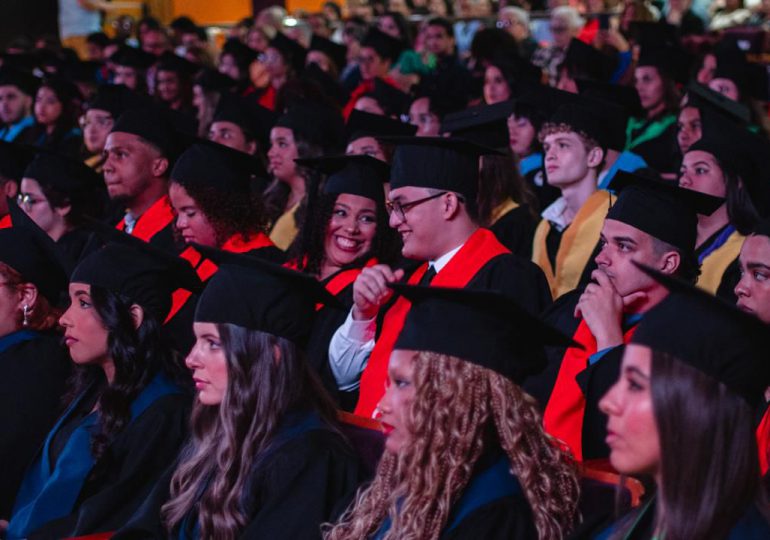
[325,351,580,540]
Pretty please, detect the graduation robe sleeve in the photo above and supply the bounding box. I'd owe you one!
[238,430,364,540]
[0,335,71,519]
[27,393,191,540]
[489,206,538,260]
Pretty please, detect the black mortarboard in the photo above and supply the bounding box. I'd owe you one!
[111,106,180,159]
[631,262,770,407]
[391,284,578,384]
[562,38,617,82]
[192,245,338,345]
[360,27,404,63]
[346,109,416,142]
[87,84,149,117]
[212,92,277,150]
[275,103,345,154]
[269,32,308,74]
[608,170,723,252]
[24,150,103,196]
[171,140,268,194]
[0,52,40,74]
[637,43,691,84]
[61,60,103,84]
[309,34,348,72]
[0,65,39,96]
[712,55,768,102]
[155,51,200,77]
[489,55,543,88]
[77,221,203,320]
[220,38,258,71]
[688,108,770,216]
[576,79,644,119]
[685,82,750,125]
[301,62,349,106]
[193,68,238,92]
[362,78,411,118]
[386,136,500,199]
[753,217,770,238]
[109,45,157,69]
[629,22,680,49]
[0,202,69,303]
[548,102,607,149]
[510,81,577,127]
[41,76,82,104]
[440,101,513,151]
[0,141,36,181]
[295,154,389,202]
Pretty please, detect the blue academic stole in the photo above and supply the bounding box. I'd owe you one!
[7,373,183,539]
[371,456,522,539]
[519,153,544,177]
[0,329,40,354]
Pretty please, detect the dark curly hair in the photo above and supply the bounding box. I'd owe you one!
[288,190,401,277]
[63,285,182,460]
[171,178,270,246]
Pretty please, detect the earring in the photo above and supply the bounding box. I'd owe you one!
[22,304,29,327]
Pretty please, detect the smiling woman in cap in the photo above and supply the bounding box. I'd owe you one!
[5,238,199,539]
[327,285,579,540]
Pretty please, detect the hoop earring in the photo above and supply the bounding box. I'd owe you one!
[22,304,29,327]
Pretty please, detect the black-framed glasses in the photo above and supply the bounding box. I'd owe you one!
[386,191,460,221]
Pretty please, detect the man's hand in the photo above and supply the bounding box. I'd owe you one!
[575,270,646,350]
[352,265,405,321]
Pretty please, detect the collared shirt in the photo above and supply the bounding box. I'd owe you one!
[329,242,466,391]
[541,196,572,233]
[123,213,138,235]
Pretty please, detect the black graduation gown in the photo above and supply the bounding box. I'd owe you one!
[0,332,71,519]
[489,205,538,259]
[441,497,537,540]
[626,115,680,177]
[57,227,96,265]
[523,288,621,460]
[113,411,364,540]
[23,388,190,539]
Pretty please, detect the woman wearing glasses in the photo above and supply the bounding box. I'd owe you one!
[288,155,400,410]
[81,85,142,173]
[18,152,106,263]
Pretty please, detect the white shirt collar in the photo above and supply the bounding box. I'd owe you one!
[541,196,572,233]
[431,243,464,273]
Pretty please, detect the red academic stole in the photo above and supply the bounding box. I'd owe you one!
[116,195,174,242]
[319,259,378,311]
[543,320,638,461]
[342,76,401,120]
[354,229,510,417]
[757,407,770,476]
[165,233,275,323]
[0,214,11,229]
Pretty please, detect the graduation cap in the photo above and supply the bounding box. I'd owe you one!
[87,84,149,118]
[309,34,348,72]
[269,32,308,74]
[346,108,416,142]
[608,170,723,252]
[193,68,238,93]
[77,220,203,320]
[40,76,82,104]
[221,38,259,70]
[111,106,182,159]
[295,154,390,202]
[275,103,345,154]
[155,51,200,77]
[60,60,103,84]
[631,262,770,407]
[391,284,578,384]
[171,140,268,194]
[753,217,770,238]
[23,149,104,197]
[509,81,576,127]
[0,141,36,182]
[360,27,404,63]
[362,78,411,118]
[576,79,644,119]
[191,245,339,345]
[629,21,680,49]
[109,45,157,70]
[685,82,750,126]
[440,101,513,151]
[0,200,69,304]
[490,55,543,87]
[562,38,617,82]
[548,101,608,149]
[712,53,768,102]
[300,62,349,106]
[688,108,770,216]
[0,65,39,96]
[637,43,691,84]
[385,136,501,200]
[212,92,277,151]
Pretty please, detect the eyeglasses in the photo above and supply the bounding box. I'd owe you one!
[386,191,462,221]
[16,193,44,210]
[79,114,113,129]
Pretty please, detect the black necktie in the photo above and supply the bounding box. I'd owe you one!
[419,265,437,286]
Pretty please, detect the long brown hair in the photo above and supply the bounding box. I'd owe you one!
[161,324,339,540]
[325,352,580,540]
[613,351,767,540]
[477,153,539,224]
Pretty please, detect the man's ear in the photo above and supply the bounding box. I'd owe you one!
[442,192,462,220]
[151,156,170,178]
[587,146,605,169]
[129,304,145,330]
[659,250,681,275]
